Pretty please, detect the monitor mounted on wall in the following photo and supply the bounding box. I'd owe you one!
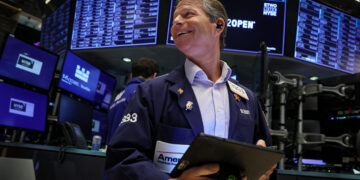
[0,35,58,90]
[94,71,116,109]
[166,0,287,55]
[0,82,48,132]
[293,0,360,74]
[70,0,161,50]
[58,51,101,102]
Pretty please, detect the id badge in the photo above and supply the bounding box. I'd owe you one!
[153,141,189,173]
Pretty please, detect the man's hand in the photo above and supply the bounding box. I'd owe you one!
[169,163,220,180]
[256,139,277,180]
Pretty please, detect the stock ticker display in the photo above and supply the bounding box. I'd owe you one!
[41,0,71,55]
[294,0,360,73]
[70,0,160,50]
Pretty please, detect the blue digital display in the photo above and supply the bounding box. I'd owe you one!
[94,72,116,109]
[59,51,101,101]
[0,82,47,131]
[70,0,160,50]
[0,36,58,90]
[92,109,108,144]
[294,0,360,73]
[41,0,71,55]
[167,0,287,55]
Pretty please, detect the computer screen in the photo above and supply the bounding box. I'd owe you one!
[58,94,93,140]
[166,0,287,55]
[294,0,360,73]
[94,72,116,109]
[58,51,101,102]
[40,0,71,55]
[0,82,47,132]
[92,109,108,144]
[70,0,160,50]
[0,36,58,90]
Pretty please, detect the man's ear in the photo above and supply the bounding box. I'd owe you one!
[129,73,133,79]
[215,18,225,32]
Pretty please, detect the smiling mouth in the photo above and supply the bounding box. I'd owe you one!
[177,31,192,37]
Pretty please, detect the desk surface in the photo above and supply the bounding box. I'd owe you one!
[277,169,360,179]
[0,142,106,157]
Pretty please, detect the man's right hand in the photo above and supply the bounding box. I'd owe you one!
[169,163,220,180]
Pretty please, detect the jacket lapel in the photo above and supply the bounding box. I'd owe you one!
[228,83,241,139]
[166,66,204,136]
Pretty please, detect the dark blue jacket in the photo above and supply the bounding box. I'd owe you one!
[106,77,144,144]
[105,65,271,179]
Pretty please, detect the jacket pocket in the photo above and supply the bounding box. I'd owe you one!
[156,123,195,145]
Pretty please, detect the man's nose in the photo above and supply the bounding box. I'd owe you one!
[173,15,184,26]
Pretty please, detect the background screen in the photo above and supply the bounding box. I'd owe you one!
[59,51,100,101]
[167,0,287,55]
[0,82,47,131]
[70,0,160,49]
[0,36,58,90]
[58,94,93,140]
[294,0,360,73]
[40,0,71,55]
[94,72,116,109]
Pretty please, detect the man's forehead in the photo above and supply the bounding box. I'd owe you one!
[176,0,202,8]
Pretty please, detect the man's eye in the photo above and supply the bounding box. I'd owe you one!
[184,12,193,17]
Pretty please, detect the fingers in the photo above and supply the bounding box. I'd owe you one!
[258,175,268,180]
[256,139,266,147]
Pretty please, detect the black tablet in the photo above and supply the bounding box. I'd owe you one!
[170,133,284,180]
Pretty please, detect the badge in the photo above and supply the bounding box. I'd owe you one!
[153,141,189,173]
[233,94,240,102]
[177,88,184,95]
[185,101,193,111]
[228,81,249,100]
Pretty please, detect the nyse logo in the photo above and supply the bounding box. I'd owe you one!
[9,98,34,117]
[263,3,278,17]
[15,54,43,75]
[96,81,106,94]
[74,65,90,83]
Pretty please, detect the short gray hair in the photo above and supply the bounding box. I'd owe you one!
[175,0,228,50]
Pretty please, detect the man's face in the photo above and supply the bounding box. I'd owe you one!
[171,0,219,57]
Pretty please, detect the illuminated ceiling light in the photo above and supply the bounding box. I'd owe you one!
[122,57,132,63]
[45,0,51,4]
[310,76,319,81]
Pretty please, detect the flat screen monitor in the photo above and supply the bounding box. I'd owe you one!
[40,0,71,55]
[94,72,116,109]
[70,0,160,50]
[92,109,108,144]
[0,82,47,132]
[0,36,58,90]
[166,0,287,55]
[294,0,360,73]
[58,51,101,102]
[58,94,93,140]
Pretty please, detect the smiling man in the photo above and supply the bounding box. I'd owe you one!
[105,0,274,179]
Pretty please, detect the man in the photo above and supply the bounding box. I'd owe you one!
[106,0,274,179]
[106,57,159,144]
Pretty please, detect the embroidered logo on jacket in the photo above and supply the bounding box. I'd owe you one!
[240,109,250,115]
[120,113,138,125]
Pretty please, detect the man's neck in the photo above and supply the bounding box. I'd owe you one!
[187,50,222,83]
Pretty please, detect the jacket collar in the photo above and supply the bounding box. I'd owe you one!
[127,77,144,85]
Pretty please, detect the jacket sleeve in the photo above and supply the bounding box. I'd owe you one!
[105,83,170,180]
[253,98,272,146]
